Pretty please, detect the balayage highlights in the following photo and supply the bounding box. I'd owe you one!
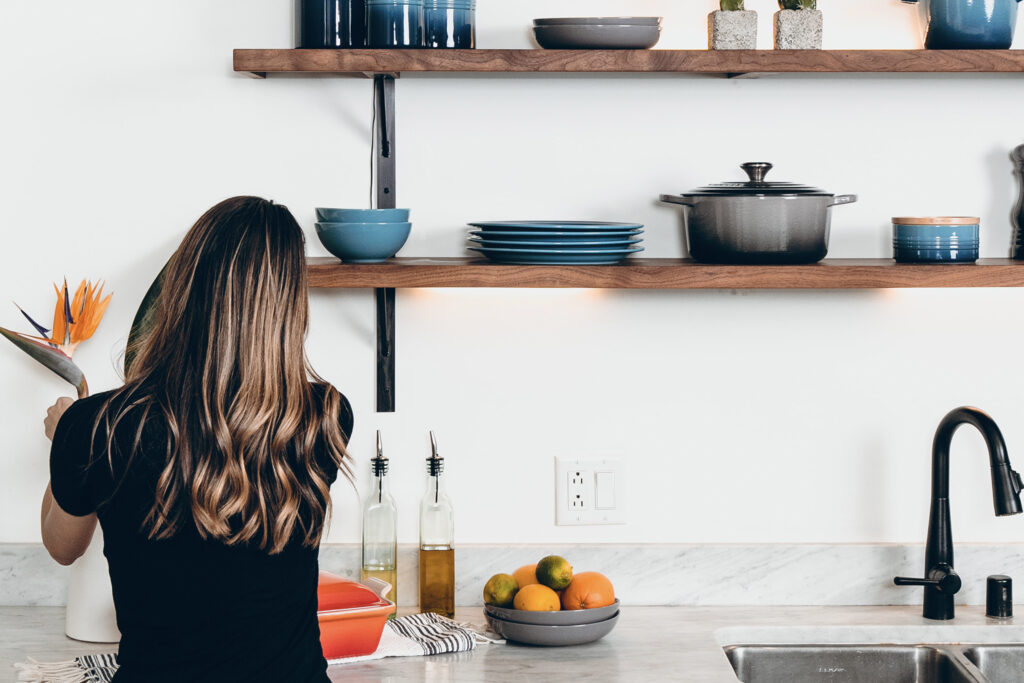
[95,196,351,554]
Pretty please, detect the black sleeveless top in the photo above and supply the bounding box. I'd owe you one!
[49,385,353,683]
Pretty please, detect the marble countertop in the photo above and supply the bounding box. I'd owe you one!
[4,605,1024,682]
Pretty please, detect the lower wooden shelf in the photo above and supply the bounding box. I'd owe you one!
[307,257,1024,290]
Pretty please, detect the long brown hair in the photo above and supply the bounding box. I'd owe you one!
[99,196,351,554]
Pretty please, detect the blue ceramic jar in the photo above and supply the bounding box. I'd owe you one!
[423,0,476,48]
[892,217,980,263]
[296,0,366,48]
[367,0,424,47]
[903,0,1022,49]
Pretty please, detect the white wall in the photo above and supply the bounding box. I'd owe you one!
[3,0,1024,548]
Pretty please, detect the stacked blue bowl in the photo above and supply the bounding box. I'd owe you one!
[315,208,411,264]
[892,217,979,263]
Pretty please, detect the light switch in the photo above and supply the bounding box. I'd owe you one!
[595,471,615,509]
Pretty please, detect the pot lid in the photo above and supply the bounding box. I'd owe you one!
[317,572,391,612]
[686,163,832,197]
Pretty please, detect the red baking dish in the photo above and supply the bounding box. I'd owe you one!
[317,571,396,659]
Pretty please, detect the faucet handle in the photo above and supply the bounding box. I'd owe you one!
[894,566,962,595]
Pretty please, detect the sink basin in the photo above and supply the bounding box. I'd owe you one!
[962,645,1024,683]
[725,645,984,682]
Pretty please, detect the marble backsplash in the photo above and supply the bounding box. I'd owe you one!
[3,543,1023,608]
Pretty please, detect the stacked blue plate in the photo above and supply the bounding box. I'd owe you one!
[468,221,644,265]
[892,217,979,263]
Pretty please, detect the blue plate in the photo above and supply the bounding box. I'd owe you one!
[470,221,643,232]
[469,229,643,239]
[470,236,643,248]
[470,245,644,265]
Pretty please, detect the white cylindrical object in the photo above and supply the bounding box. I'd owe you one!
[64,525,120,643]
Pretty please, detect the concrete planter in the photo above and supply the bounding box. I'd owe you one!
[774,9,823,49]
[708,10,758,50]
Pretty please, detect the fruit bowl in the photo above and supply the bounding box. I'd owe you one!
[484,599,620,626]
[485,611,619,646]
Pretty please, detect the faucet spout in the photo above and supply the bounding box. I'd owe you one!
[895,407,1023,621]
[932,407,1023,517]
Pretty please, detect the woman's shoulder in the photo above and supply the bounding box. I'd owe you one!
[57,389,120,430]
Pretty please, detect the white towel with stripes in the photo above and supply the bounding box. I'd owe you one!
[15,613,499,682]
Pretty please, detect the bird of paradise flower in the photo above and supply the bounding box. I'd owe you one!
[0,280,112,399]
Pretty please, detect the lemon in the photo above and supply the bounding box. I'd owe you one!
[536,555,573,591]
[513,564,539,588]
[512,583,561,611]
[483,573,519,608]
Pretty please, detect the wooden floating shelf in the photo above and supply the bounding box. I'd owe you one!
[307,257,1024,290]
[235,49,1024,77]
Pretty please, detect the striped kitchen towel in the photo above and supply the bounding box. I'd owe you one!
[16,614,500,681]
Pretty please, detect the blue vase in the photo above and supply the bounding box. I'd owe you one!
[903,0,1022,49]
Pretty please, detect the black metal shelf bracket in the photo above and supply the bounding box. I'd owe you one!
[373,74,397,412]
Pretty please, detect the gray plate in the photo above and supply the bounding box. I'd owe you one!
[534,17,662,26]
[484,599,620,626]
[534,25,662,50]
[485,611,619,646]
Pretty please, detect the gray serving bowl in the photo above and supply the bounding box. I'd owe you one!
[485,612,619,647]
[534,17,662,26]
[484,600,620,626]
[534,24,662,50]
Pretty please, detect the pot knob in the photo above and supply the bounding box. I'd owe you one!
[741,162,773,184]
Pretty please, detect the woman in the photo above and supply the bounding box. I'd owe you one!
[41,196,353,682]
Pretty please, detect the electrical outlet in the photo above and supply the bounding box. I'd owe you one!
[555,457,625,526]
[568,469,587,510]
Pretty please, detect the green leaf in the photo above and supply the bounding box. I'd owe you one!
[721,0,746,10]
[124,262,167,375]
[0,326,88,398]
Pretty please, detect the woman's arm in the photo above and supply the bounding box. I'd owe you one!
[40,482,96,565]
[41,398,97,566]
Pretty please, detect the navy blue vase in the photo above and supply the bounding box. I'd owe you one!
[296,0,366,48]
[423,2,476,48]
[903,0,1021,49]
[366,0,424,47]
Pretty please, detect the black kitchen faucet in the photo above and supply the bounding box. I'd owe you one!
[894,407,1024,620]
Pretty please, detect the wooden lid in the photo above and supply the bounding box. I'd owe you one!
[892,216,979,225]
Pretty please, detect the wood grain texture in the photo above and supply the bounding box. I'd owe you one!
[306,257,1024,290]
[235,49,1024,76]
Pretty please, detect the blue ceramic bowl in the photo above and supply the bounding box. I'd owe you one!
[315,222,412,263]
[316,208,410,223]
[906,0,1021,49]
[894,246,979,263]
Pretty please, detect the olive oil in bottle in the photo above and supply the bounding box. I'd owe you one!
[418,431,455,617]
[361,431,397,613]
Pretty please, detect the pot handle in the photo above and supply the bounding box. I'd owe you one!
[829,194,858,207]
[659,194,695,208]
[361,577,394,603]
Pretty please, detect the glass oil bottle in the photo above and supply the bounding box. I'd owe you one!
[361,430,397,612]
[418,431,455,617]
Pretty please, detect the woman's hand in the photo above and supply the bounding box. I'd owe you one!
[44,397,75,441]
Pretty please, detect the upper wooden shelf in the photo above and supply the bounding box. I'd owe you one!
[235,49,1024,77]
[306,257,1024,289]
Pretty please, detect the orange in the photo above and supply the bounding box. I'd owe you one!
[561,571,615,610]
[536,555,573,591]
[513,564,539,588]
[513,583,561,611]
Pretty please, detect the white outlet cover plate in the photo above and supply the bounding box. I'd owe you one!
[554,457,625,526]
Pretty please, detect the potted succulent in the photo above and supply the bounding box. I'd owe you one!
[774,0,823,50]
[709,0,758,50]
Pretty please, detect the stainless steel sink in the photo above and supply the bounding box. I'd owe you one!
[962,645,1024,683]
[725,645,986,682]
